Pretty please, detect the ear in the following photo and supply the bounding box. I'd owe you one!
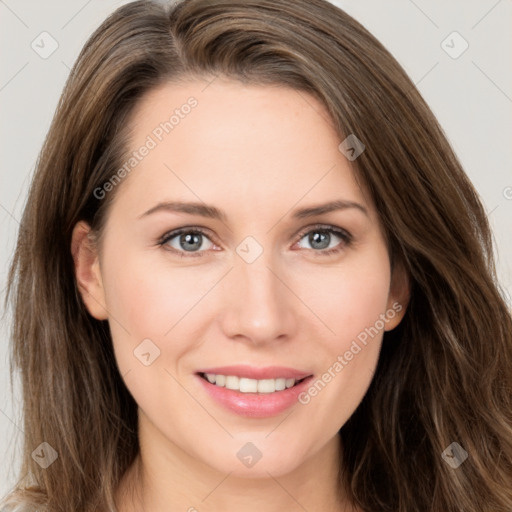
[71,221,108,320]
[384,260,410,331]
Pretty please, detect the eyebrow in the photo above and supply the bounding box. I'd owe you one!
[291,199,368,219]
[138,199,368,221]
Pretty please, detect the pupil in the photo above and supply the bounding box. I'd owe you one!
[180,233,202,251]
[310,231,329,250]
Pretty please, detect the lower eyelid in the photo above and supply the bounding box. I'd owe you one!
[159,229,214,251]
[159,226,351,255]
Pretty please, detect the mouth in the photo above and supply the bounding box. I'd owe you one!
[197,372,310,394]
[194,364,315,418]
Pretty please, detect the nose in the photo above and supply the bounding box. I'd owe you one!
[218,249,298,345]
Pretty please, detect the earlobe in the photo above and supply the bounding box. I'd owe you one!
[71,221,108,320]
[385,261,411,332]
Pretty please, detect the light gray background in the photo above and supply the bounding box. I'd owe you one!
[1,0,511,497]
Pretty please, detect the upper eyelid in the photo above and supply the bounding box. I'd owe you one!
[296,223,351,239]
[159,223,351,249]
[159,226,218,246]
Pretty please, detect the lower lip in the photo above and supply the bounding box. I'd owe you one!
[196,374,314,418]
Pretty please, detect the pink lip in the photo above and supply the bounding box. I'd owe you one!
[195,365,311,380]
[195,367,314,419]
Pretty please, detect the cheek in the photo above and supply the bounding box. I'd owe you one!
[293,247,391,425]
[101,248,214,337]
[100,245,226,390]
[102,235,392,360]
[100,249,202,421]
[299,247,392,346]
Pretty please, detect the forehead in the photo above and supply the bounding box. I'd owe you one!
[114,78,371,217]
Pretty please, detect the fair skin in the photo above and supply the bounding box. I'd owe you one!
[72,77,409,512]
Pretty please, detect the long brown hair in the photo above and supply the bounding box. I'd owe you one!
[3,1,512,511]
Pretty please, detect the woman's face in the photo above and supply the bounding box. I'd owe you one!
[73,77,408,478]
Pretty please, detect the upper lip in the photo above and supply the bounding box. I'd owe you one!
[196,365,312,380]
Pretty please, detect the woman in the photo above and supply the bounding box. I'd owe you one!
[2,0,511,511]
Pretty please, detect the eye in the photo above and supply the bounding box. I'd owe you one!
[158,228,216,257]
[295,225,352,256]
[158,224,352,258]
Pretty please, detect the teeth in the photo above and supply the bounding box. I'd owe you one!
[203,373,299,393]
[240,378,258,393]
[225,375,239,390]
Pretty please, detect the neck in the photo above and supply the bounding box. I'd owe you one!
[115,412,356,512]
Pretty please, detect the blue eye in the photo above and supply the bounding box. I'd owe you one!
[295,225,352,256]
[159,228,214,257]
[158,224,352,258]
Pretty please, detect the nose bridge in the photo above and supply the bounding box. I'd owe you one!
[239,251,279,301]
[219,242,297,343]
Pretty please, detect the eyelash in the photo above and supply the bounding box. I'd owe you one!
[157,224,353,258]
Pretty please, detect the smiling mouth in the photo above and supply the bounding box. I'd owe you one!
[198,372,310,394]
